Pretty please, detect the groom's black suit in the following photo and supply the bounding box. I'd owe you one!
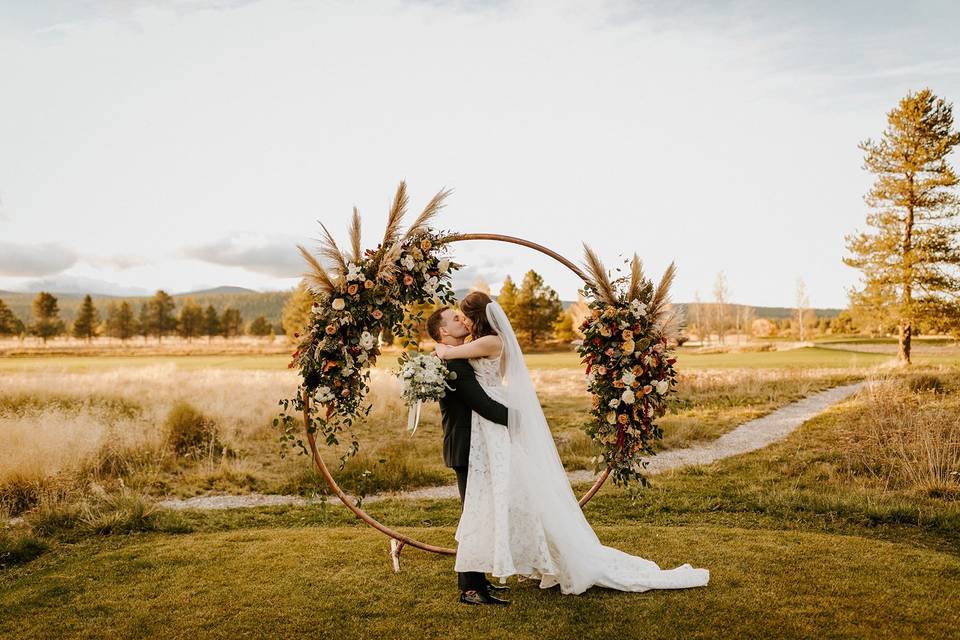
[438,358,509,593]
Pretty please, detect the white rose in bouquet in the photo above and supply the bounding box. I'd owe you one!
[397,353,455,434]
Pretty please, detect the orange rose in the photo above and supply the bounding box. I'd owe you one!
[371,309,383,320]
[617,414,629,425]
[621,329,634,340]
[403,274,414,286]
[347,283,359,295]
[325,324,337,335]
[642,385,653,395]
[597,366,607,376]
[591,309,601,319]
[341,388,350,397]
[420,238,432,250]
[613,380,625,388]
[364,280,374,289]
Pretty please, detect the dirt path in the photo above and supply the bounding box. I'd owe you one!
[157,382,865,511]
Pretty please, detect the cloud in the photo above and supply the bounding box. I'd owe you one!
[12,273,151,296]
[0,241,78,277]
[82,253,149,270]
[181,234,305,278]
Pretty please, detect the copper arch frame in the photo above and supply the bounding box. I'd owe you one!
[302,233,611,567]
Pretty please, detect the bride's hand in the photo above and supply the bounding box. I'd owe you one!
[434,344,451,359]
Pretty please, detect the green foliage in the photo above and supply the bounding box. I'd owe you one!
[140,290,178,342]
[104,300,138,341]
[845,88,960,361]
[203,304,220,340]
[71,294,100,341]
[247,315,273,336]
[29,291,65,342]
[0,298,21,336]
[552,309,577,343]
[177,298,204,340]
[164,401,220,457]
[220,307,244,338]
[512,270,563,345]
[496,274,518,318]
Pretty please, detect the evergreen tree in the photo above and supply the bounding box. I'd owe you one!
[552,310,577,343]
[0,299,18,336]
[248,315,273,336]
[221,307,244,338]
[513,270,562,345]
[105,301,138,341]
[144,290,177,342]
[844,88,960,363]
[281,281,314,340]
[497,275,518,320]
[203,305,221,342]
[177,299,204,341]
[72,294,101,342]
[138,302,151,341]
[30,292,65,343]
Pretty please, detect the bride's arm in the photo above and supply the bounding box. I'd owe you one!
[435,335,502,360]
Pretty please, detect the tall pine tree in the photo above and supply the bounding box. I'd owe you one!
[496,275,518,320]
[105,301,138,341]
[178,299,204,341]
[0,299,19,336]
[203,305,221,342]
[844,88,960,363]
[513,270,562,345]
[72,294,101,342]
[30,292,65,343]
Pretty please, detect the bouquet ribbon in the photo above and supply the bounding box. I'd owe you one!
[407,400,423,435]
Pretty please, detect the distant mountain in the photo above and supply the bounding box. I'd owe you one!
[175,286,259,296]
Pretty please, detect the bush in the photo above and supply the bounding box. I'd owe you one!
[165,402,220,457]
[906,374,945,394]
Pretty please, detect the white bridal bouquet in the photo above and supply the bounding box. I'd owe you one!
[397,352,455,434]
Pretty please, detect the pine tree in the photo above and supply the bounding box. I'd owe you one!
[72,294,101,342]
[178,299,204,341]
[138,302,151,342]
[30,292,65,343]
[844,88,960,363]
[144,290,177,342]
[513,270,562,345]
[203,305,221,342]
[248,315,273,336]
[106,301,138,341]
[0,299,19,336]
[552,310,577,343]
[497,275,518,320]
[221,307,244,338]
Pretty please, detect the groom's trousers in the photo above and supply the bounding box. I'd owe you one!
[453,465,486,592]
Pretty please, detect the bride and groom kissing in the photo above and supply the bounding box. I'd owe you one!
[426,291,709,606]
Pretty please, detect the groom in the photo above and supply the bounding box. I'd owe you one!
[427,306,512,607]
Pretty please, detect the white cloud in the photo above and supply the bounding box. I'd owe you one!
[0,241,78,277]
[180,234,305,278]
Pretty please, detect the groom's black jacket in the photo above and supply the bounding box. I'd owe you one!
[439,358,509,468]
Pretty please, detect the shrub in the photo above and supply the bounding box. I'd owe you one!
[165,402,220,457]
[906,374,945,394]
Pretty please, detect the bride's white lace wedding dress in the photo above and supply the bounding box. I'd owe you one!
[453,302,710,595]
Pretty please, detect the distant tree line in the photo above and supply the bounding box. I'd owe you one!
[0,291,279,342]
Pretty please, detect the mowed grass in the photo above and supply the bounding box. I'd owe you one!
[0,345,907,374]
[1,523,958,640]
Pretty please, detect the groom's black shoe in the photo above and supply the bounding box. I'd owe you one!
[485,580,510,592]
[459,589,510,606]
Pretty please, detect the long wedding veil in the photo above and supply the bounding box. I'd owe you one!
[485,301,600,544]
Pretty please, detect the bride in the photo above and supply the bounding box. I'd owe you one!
[433,291,710,595]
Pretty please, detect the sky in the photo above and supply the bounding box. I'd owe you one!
[1,0,959,307]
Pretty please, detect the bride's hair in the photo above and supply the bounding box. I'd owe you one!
[460,291,496,340]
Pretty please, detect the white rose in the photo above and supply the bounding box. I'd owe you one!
[346,263,363,281]
[401,254,415,271]
[656,379,670,395]
[608,398,620,408]
[621,388,636,405]
[359,331,374,350]
[331,298,346,311]
[438,258,450,274]
[317,386,334,402]
[621,370,636,386]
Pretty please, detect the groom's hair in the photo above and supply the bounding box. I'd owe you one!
[427,306,450,342]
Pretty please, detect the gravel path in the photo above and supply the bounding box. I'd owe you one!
[157,382,865,512]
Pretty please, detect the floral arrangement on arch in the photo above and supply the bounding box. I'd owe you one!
[275,182,460,464]
[577,251,680,488]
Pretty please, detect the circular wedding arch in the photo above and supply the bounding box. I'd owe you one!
[302,233,612,567]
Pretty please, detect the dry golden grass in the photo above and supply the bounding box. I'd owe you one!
[839,374,960,497]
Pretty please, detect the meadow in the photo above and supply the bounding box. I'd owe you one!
[1,343,959,639]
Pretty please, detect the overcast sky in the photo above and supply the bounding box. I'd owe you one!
[2,0,959,306]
